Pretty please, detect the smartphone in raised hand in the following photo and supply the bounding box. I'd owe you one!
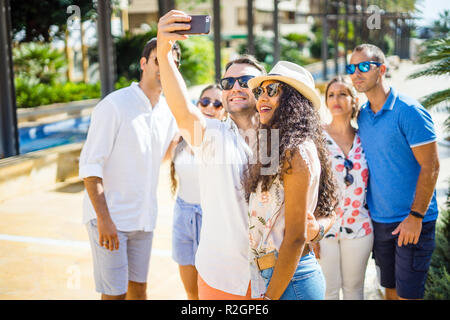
[177,15,211,34]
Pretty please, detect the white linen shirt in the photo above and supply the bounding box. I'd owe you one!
[193,117,253,296]
[79,82,178,232]
[174,145,201,204]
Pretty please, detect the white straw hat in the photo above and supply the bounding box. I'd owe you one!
[247,61,321,110]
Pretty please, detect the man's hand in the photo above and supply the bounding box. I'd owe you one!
[392,214,422,247]
[306,213,321,258]
[309,242,321,259]
[83,176,119,251]
[306,212,319,242]
[157,10,191,55]
[98,217,119,251]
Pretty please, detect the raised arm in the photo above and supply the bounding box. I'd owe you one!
[156,10,206,147]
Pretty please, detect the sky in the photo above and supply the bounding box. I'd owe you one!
[415,0,450,26]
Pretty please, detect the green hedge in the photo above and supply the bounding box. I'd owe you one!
[15,76,137,109]
[425,198,450,300]
[15,77,101,108]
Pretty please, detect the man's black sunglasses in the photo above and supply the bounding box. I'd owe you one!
[219,75,255,90]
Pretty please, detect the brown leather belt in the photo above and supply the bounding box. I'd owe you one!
[254,245,311,271]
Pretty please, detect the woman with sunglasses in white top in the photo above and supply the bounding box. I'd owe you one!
[313,75,374,300]
[245,61,338,300]
[168,84,226,300]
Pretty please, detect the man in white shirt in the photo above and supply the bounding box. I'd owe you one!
[156,11,335,299]
[79,38,179,300]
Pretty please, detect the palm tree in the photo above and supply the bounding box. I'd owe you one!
[432,10,450,37]
[408,35,450,131]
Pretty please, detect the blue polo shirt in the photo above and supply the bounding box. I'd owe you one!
[357,87,438,223]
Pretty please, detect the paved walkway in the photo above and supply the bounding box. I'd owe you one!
[0,60,448,300]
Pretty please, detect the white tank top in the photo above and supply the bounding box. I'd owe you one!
[174,144,201,204]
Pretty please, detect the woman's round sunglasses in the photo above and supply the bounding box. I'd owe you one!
[346,61,382,75]
[198,97,223,108]
[252,82,283,100]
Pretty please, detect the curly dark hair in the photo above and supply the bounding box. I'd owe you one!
[243,82,338,218]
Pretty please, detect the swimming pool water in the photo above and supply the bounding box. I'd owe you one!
[19,116,91,154]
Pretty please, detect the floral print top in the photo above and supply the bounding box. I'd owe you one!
[248,139,321,298]
[323,130,372,240]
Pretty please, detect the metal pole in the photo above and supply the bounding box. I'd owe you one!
[97,0,116,98]
[400,19,410,59]
[352,0,357,48]
[213,0,221,82]
[322,0,329,80]
[158,0,175,18]
[378,0,384,50]
[345,0,349,64]
[405,19,411,59]
[358,0,363,43]
[334,1,339,76]
[362,0,367,42]
[247,0,254,55]
[0,0,19,158]
[273,0,280,65]
[394,18,399,55]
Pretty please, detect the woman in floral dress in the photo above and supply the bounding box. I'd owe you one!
[315,75,373,300]
[245,61,338,300]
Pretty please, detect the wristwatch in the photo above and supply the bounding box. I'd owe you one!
[410,210,425,219]
[311,223,324,243]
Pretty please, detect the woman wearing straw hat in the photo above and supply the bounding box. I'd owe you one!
[245,61,338,300]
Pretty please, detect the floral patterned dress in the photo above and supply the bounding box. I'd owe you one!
[323,130,372,240]
[248,139,321,298]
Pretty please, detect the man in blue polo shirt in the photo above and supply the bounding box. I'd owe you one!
[348,44,440,300]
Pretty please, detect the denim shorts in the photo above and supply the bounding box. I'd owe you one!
[172,196,203,266]
[372,219,436,299]
[260,252,326,300]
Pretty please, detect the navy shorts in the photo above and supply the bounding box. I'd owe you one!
[372,219,436,299]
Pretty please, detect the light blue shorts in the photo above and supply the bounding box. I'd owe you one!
[261,252,326,300]
[172,196,203,266]
[86,219,154,296]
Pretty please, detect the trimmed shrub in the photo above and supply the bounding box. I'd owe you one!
[424,189,450,300]
[15,77,101,108]
[13,42,66,84]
